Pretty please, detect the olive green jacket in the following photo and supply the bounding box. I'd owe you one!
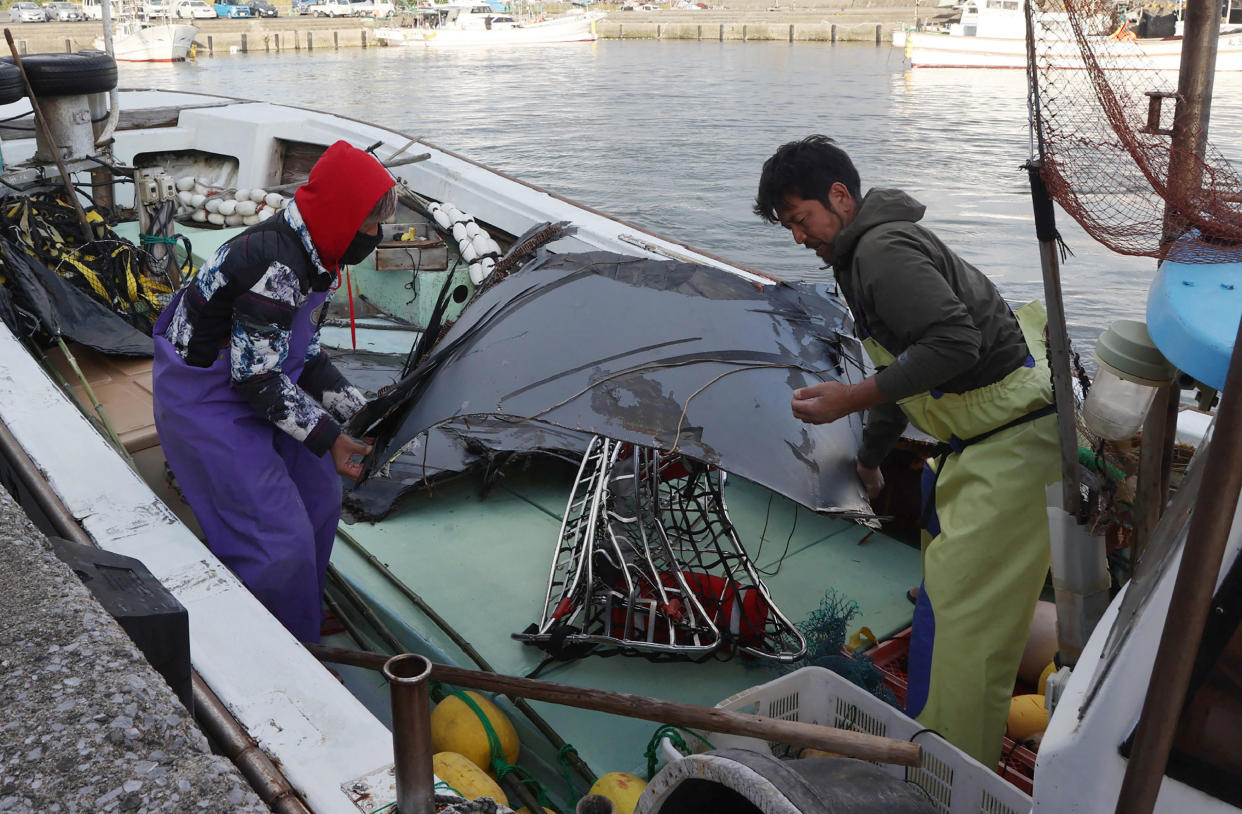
[831,189,1030,467]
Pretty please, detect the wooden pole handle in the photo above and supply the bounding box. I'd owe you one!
[308,644,922,768]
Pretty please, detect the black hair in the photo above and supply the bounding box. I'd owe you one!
[753,135,863,223]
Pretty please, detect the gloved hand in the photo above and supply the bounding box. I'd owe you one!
[856,459,884,500]
[331,433,373,482]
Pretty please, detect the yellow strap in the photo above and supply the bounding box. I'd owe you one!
[848,626,878,653]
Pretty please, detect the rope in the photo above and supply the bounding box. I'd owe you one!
[1,193,175,333]
[138,233,180,245]
[643,725,715,780]
[555,743,586,803]
[430,681,562,811]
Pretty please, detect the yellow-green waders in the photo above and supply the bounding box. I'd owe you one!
[862,301,1060,767]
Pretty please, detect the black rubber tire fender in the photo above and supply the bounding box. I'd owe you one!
[0,61,24,105]
[0,51,118,98]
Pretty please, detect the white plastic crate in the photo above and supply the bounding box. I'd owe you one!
[659,667,1032,814]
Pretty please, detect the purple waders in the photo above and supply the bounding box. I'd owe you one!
[152,289,340,643]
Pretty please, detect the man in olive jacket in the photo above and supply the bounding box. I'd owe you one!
[755,135,1060,767]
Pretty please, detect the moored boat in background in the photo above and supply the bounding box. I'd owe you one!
[904,0,1242,69]
[92,0,197,61]
[376,2,602,47]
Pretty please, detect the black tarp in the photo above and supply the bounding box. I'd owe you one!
[349,252,873,519]
[0,238,152,356]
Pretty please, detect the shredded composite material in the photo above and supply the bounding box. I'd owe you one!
[349,251,872,519]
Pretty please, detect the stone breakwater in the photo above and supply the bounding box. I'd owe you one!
[4,5,927,55]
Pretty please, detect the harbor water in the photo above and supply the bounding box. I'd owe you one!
[122,41,1242,352]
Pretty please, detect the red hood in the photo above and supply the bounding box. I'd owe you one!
[294,140,396,271]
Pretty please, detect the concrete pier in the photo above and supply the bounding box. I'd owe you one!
[0,484,268,813]
[4,2,931,54]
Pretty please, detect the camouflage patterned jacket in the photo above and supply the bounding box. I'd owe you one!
[161,200,366,456]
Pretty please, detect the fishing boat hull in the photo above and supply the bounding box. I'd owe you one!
[94,23,198,62]
[905,28,1242,69]
[376,13,601,47]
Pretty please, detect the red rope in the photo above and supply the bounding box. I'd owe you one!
[345,266,356,350]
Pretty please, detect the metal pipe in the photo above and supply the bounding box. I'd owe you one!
[1026,163,1081,519]
[192,674,312,814]
[1114,313,1242,813]
[87,4,120,151]
[0,414,310,814]
[383,654,436,814]
[1163,0,1223,244]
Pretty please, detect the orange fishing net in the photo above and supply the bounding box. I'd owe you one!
[1027,0,1242,261]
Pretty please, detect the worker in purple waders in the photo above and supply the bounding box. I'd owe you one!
[152,141,397,642]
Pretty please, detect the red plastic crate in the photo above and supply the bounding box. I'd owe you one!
[855,627,1037,795]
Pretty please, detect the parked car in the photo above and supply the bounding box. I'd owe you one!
[247,0,277,16]
[213,0,251,15]
[42,2,84,20]
[347,0,375,15]
[369,0,395,16]
[638,3,660,9]
[140,0,171,17]
[293,0,317,13]
[174,0,215,17]
[9,2,48,21]
[309,0,356,16]
[80,0,121,18]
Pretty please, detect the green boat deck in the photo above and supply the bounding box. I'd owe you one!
[328,451,920,791]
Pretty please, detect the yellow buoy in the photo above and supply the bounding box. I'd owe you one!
[432,751,509,807]
[1037,660,1057,695]
[1006,694,1049,741]
[431,691,520,773]
[588,772,647,814]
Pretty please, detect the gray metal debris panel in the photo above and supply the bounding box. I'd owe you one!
[352,252,871,517]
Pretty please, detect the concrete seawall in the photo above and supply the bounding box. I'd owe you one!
[4,5,927,55]
[599,19,894,42]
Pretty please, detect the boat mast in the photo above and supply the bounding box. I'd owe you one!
[1114,1,1238,811]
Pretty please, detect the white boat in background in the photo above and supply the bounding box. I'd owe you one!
[376,3,602,47]
[904,0,1242,69]
[93,16,198,62]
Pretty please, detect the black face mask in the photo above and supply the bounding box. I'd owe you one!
[340,226,382,266]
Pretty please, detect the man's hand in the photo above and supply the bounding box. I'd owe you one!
[856,459,885,500]
[792,377,885,425]
[792,381,855,425]
[331,433,373,482]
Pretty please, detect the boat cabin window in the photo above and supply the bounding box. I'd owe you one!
[470,5,490,12]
